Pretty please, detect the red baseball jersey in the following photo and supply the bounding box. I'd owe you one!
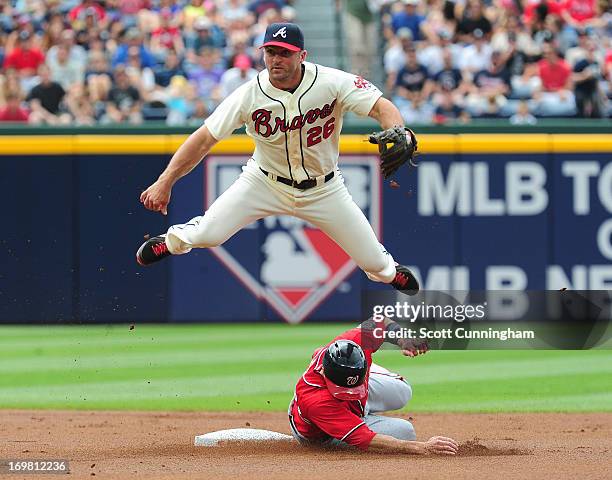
[289,322,385,451]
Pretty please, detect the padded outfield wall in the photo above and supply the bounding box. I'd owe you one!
[1,130,611,324]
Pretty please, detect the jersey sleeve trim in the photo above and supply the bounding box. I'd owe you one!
[206,125,221,142]
[340,421,367,442]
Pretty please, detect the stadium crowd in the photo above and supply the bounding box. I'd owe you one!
[0,0,609,125]
[0,0,296,125]
[347,0,611,123]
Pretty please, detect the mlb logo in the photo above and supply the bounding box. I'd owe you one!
[205,156,381,323]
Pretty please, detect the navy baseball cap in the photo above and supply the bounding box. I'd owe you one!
[260,23,304,52]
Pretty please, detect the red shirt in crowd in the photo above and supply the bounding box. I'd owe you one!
[151,27,181,49]
[289,322,386,451]
[562,0,596,23]
[523,0,564,24]
[538,58,571,91]
[68,3,106,22]
[0,105,29,122]
[3,47,45,72]
[120,0,150,15]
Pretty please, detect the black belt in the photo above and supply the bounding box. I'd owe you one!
[260,167,334,190]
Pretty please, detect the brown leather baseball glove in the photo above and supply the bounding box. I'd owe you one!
[369,125,418,179]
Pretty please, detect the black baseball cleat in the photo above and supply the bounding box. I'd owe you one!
[390,264,420,296]
[136,235,172,266]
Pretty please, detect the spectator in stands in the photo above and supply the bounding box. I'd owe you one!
[48,44,85,90]
[251,4,284,51]
[420,0,456,43]
[3,31,45,84]
[26,65,70,125]
[389,0,425,41]
[466,50,511,116]
[523,0,564,28]
[530,9,563,53]
[85,51,112,110]
[393,45,432,120]
[188,47,224,108]
[401,97,435,124]
[0,91,29,122]
[434,90,470,124]
[151,0,183,19]
[0,3,14,35]
[154,50,186,88]
[165,74,195,125]
[572,38,606,117]
[112,28,156,69]
[186,16,226,53]
[226,29,254,65]
[557,0,604,52]
[419,28,462,75]
[64,83,96,125]
[248,0,286,21]
[105,19,127,54]
[47,30,88,72]
[220,53,257,97]
[431,48,467,103]
[527,42,575,116]
[455,0,492,42]
[459,28,492,75]
[510,100,537,125]
[565,28,604,67]
[340,0,379,77]
[221,0,251,25]
[561,0,602,30]
[188,98,209,125]
[183,0,207,30]
[1,0,605,126]
[384,28,414,77]
[491,15,540,61]
[40,10,67,52]
[150,8,185,58]
[102,65,143,124]
[0,68,25,106]
[68,0,109,30]
[125,46,156,101]
[116,0,150,29]
[491,20,539,99]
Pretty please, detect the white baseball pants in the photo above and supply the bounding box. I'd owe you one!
[165,159,396,283]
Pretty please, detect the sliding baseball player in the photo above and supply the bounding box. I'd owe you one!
[289,318,458,454]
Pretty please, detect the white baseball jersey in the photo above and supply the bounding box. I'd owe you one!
[204,61,383,182]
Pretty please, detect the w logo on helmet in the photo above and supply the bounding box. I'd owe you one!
[273,27,287,38]
[346,375,359,386]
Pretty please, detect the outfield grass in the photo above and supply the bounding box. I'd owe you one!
[0,324,610,412]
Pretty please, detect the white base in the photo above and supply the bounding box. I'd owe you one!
[194,428,295,447]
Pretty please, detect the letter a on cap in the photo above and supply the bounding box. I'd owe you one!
[273,27,287,38]
[261,23,304,52]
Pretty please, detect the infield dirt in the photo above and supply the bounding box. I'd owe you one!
[1,411,610,479]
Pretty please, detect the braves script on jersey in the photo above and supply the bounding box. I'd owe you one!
[205,62,381,182]
[289,322,386,450]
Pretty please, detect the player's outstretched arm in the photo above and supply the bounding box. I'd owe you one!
[368,97,404,130]
[368,433,459,455]
[140,125,218,215]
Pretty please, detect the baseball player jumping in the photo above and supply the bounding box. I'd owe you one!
[137,23,419,295]
[289,318,459,454]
